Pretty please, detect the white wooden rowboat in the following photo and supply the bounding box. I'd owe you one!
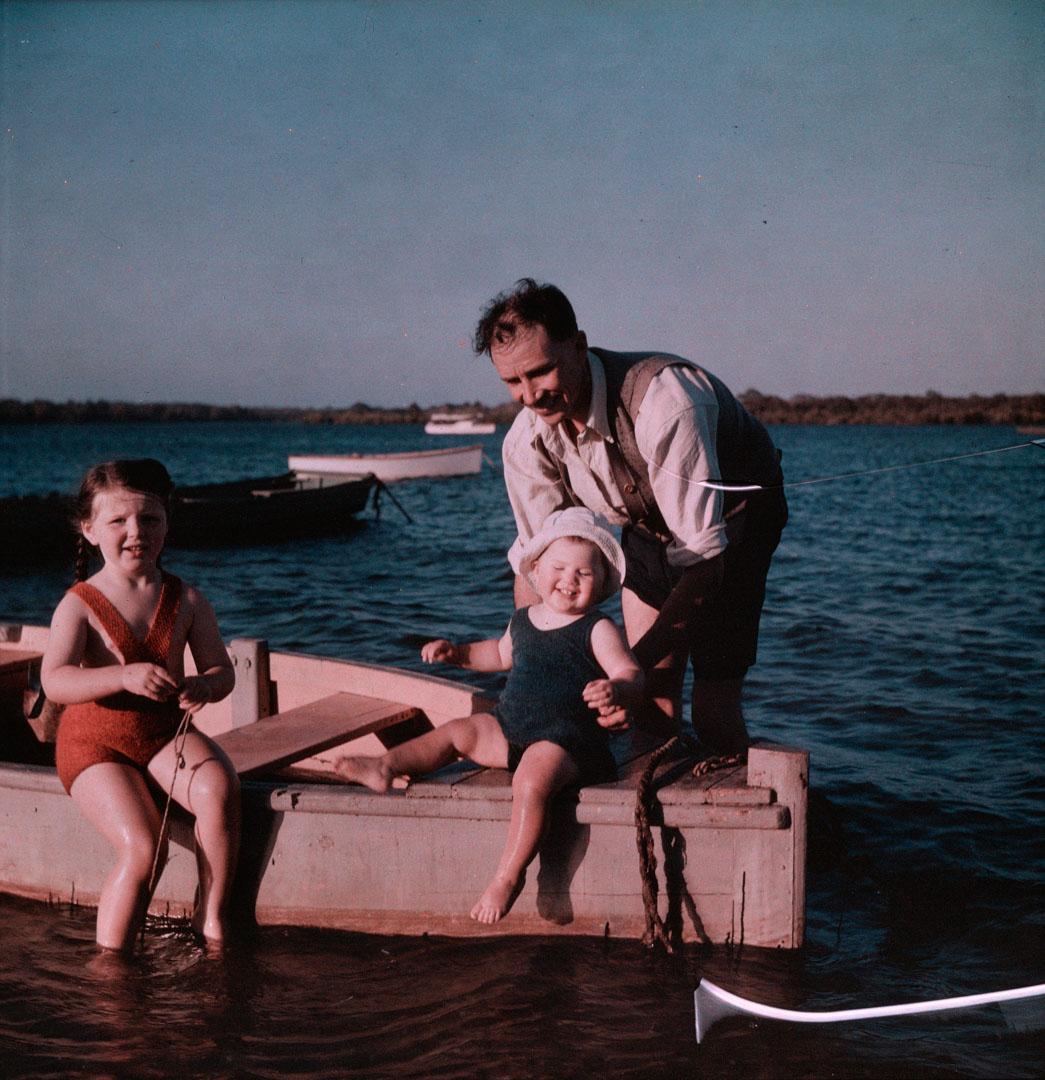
[0,627,807,944]
[289,444,483,483]
[424,413,496,436]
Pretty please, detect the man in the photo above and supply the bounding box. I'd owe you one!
[475,278,787,753]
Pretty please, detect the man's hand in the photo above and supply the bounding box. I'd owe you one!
[595,703,630,731]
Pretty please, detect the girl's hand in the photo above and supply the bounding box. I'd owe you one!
[177,675,212,715]
[122,663,179,702]
[421,639,457,665]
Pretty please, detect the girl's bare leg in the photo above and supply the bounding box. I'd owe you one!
[149,732,240,943]
[70,763,166,952]
[335,712,509,791]
[471,741,579,925]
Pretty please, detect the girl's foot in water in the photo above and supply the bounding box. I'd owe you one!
[470,872,524,924]
[334,755,394,792]
[191,913,228,947]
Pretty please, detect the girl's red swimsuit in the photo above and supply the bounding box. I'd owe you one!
[55,573,185,794]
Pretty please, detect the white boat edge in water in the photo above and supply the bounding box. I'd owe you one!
[694,978,1045,1042]
[289,443,483,482]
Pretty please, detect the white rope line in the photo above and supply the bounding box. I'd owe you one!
[653,438,1045,492]
[695,978,1045,1042]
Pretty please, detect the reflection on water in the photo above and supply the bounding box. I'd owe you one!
[1,422,1043,1078]
[8,894,1038,1080]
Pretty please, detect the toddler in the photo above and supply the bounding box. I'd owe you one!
[336,507,643,924]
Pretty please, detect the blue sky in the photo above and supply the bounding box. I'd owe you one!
[2,0,1041,407]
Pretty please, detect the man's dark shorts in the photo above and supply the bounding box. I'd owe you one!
[621,486,787,681]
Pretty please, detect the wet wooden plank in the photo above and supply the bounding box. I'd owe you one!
[402,760,486,797]
[214,692,419,777]
[664,764,774,806]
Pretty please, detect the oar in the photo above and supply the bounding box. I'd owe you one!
[694,978,1045,1043]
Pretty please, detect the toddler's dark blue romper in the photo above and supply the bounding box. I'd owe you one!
[494,607,618,785]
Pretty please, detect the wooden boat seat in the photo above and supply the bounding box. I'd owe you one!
[405,732,775,811]
[0,647,43,682]
[213,692,422,778]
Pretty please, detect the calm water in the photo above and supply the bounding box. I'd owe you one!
[1,421,1042,1078]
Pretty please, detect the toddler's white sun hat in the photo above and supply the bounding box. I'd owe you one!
[517,506,626,603]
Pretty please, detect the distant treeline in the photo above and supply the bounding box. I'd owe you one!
[736,390,1045,426]
[1,393,1042,427]
[0,399,519,425]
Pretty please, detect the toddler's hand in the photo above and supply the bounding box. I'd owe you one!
[177,675,212,715]
[421,639,457,665]
[584,680,630,730]
[582,678,618,710]
[122,662,179,702]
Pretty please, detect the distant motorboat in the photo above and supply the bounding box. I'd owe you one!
[424,412,496,436]
[289,443,483,483]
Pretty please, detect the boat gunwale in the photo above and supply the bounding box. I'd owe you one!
[289,444,483,464]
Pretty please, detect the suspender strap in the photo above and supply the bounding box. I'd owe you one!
[596,349,683,539]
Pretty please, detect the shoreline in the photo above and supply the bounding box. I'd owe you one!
[1,392,1042,427]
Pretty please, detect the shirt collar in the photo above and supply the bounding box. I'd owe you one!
[527,350,614,449]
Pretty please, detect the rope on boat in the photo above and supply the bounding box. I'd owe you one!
[632,441,1044,942]
[651,437,1045,492]
[635,738,747,953]
[372,479,413,523]
[635,736,679,952]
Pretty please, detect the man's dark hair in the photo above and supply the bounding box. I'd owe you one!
[473,278,578,356]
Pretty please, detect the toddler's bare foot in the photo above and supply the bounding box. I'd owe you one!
[334,755,393,792]
[470,873,523,925]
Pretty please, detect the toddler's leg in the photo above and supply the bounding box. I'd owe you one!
[335,712,508,790]
[471,742,579,925]
[150,733,240,944]
[70,763,166,952]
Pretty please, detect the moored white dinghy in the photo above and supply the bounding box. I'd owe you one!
[694,978,1045,1043]
[289,444,483,483]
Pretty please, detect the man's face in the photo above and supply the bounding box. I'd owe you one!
[490,323,589,429]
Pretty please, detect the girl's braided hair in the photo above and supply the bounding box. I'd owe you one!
[72,459,174,581]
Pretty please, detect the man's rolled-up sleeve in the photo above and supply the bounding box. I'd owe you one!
[635,369,728,567]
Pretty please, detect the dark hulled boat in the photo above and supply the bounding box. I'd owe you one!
[2,472,376,564]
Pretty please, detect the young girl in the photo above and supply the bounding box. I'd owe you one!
[336,507,644,925]
[41,459,239,952]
